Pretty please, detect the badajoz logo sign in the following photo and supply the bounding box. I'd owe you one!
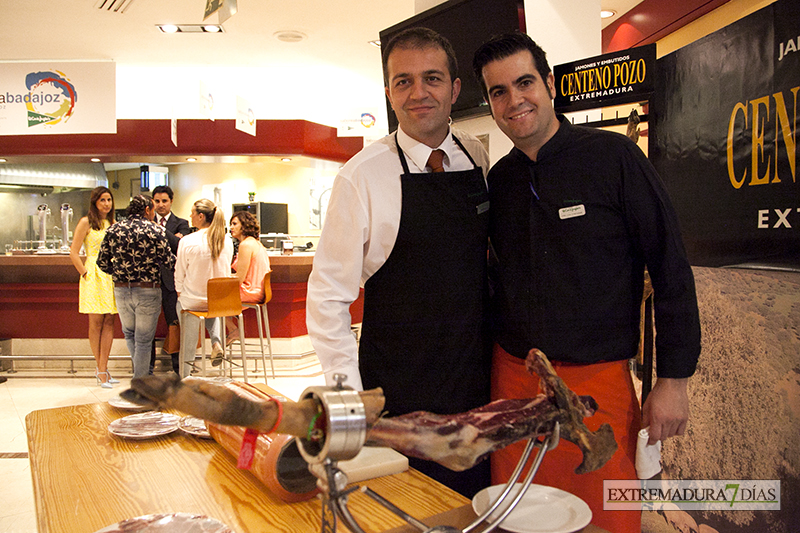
[2,70,79,128]
[0,61,115,136]
[0,70,77,127]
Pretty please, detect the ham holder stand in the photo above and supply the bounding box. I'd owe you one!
[297,375,562,533]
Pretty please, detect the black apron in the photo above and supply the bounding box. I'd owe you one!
[358,134,492,497]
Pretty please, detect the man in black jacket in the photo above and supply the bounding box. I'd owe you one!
[473,32,701,533]
[151,185,191,373]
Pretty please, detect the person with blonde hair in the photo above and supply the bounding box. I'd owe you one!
[70,186,118,388]
[175,199,234,377]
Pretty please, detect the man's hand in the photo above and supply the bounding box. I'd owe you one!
[641,377,689,445]
[175,233,183,239]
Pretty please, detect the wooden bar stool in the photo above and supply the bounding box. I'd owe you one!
[182,276,249,382]
[242,271,275,380]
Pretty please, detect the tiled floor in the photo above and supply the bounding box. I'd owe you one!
[0,366,325,533]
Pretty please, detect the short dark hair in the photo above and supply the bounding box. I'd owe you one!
[127,194,153,218]
[473,31,551,101]
[152,185,174,200]
[382,27,458,87]
[231,211,260,239]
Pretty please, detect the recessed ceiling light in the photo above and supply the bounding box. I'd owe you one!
[274,30,307,43]
[601,10,616,19]
[368,40,381,48]
[0,158,7,163]
[91,158,101,162]
[186,157,197,162]
[280,158,292,162]
[157,24,224,33]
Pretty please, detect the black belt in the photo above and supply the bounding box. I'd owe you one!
[115,281,161,288]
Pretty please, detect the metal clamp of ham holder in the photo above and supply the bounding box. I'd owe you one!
[296,374,562,533]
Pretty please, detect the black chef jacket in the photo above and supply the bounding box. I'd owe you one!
[487,115,700,378]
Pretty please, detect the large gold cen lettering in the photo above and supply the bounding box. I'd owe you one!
[773,87,799,184]
[728,102,748,189]
[727,86,799,189]
[750,96,771,185]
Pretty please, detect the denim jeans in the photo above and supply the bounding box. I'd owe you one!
[176,300,222,378]
[114,287,162,379]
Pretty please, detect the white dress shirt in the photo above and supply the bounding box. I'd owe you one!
[306,126,490,390]
[156,212,172,227]
[174,228,234,310]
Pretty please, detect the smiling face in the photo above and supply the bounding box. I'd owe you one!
[481,50,559,161]
[385,46,461,148]
[95,192,113,215]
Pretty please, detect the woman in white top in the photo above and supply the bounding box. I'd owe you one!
[174,199,234,377]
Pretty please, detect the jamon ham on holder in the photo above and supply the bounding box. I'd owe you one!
[122,349,617,474]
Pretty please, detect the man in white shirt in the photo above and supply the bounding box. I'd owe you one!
[306,27,492,498]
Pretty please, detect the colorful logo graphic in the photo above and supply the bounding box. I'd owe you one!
[24,70,77,128]
[360,112,376,128]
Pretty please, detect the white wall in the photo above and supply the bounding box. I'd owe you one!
[166,160,340,236]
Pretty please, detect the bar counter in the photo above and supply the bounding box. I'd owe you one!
[0,252,362,341]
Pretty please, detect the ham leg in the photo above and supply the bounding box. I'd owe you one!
[122,349,617,474]
[366,349,617,474]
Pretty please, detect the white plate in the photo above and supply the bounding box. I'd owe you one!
[178,416,212,439]
[93,512,234,532]
[108,411,180,439]
[472,483,592,533]
[108,395,149,411]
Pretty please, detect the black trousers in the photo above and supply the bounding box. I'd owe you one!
[150,285,180,374]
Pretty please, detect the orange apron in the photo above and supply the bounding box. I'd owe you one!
[491,344,641,533]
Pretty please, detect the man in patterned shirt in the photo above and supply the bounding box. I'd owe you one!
[97,195,176,379]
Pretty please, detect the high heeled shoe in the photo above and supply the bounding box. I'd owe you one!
[107,374,120,384]
[95,369,113,389]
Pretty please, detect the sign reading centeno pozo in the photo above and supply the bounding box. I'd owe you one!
[554,45,655,114]
[604,480,781,511]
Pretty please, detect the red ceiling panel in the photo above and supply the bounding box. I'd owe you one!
[602,0,732,52]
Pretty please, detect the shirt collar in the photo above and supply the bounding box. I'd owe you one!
[397,126,455,172]
[157,212,171,224]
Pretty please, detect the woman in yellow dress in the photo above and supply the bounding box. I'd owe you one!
[70,187,118,388]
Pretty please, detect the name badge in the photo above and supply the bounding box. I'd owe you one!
[477,201,490,214]
[559,204,586,220]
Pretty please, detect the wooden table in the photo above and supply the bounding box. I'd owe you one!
[26,382,609,533]
[25,401,467,533]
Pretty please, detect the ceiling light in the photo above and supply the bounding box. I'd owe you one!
[368,40,381,48]
[274,30,307,43]
[157,24,224,33]
[0,158,7,163]
[186,157,197,162]
[281,158,292,162]
[601,10,616,19]
[91,158,101,162]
